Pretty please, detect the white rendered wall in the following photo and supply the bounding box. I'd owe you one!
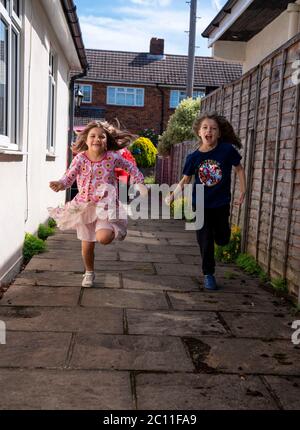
[0,0,75,285]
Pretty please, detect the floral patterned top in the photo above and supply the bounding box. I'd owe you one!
[59,151,144,204]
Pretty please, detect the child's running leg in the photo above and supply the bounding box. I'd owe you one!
[196,210,215,275]
[212,204,231,246]
[81,240,95,287]
[81,241,95,271]
[96,229,115,245]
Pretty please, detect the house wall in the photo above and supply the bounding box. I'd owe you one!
[76,81,209,135]
[212,3,300,73]
[244,9,291,73]
[0,0,72,285]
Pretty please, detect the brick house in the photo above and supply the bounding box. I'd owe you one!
[74,38,242,135]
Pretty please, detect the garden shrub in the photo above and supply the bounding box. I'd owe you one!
[130,137,157,168]
[38,224,55,241]
[158,97,200,155]
[23,233,46,264]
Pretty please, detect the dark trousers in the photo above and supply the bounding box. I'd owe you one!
[196,204,231,275]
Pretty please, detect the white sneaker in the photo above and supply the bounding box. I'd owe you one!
[82,272,95,287]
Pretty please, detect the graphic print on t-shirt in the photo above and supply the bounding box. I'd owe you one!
[198,159,222,187]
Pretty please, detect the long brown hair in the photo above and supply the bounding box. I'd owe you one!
[72,120,137,153]
[193,112,242,149]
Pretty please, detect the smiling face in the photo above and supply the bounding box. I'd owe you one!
[198,118,221,146]
[86,127,107,154]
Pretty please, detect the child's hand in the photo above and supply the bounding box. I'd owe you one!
[136,183,148,198]
[164,193,173,206]
[49,181,64,192]
[235,191,245,206]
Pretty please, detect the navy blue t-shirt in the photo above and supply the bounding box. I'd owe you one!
[183,141,242,208]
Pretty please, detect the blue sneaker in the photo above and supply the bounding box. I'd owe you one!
[204,274,218,290]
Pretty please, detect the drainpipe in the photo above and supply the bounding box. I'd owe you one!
[287,3,300,39]
[156,84,165,134]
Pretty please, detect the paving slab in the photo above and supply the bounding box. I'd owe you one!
[81,289,169,310]
[147,245,200,255]
[0,331,71,368]
[182,337,300,375]
[122,274,199,292]
[135,373,278,410]
[35,250,119,261]
[0,285,80,306]
[264,375,300,410]
[167,291,288,313]
[0,306,123,334]
[220,311,294,339]
[0,369,132,410]
[127,310,227,336]
[154,263,200,276]
[25,259,155,274]
[119,252,180,263]
[70,334,194,372]
[13,271,121,288]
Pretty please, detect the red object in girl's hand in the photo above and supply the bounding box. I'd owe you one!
[115,148,136,184]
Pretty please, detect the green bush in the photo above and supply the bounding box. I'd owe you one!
[158,97,200,155]
[215,225,241,263]
[38,224,55,241]
[48,218,57,228]
[144,175,155,184]
[270,277,288,294]
[170,197,194,221]
[236,253,268,282]
[138,128,159,146]
[23,233,47,264]
[130,137,158,168]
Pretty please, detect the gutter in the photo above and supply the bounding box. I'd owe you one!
[60,0,88,70]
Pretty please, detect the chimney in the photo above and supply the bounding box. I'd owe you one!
[150,38,164,56]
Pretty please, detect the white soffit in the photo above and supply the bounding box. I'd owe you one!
[208,0,255,47]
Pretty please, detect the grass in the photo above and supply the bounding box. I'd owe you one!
[236,253,268,283]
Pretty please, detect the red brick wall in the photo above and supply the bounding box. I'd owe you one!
[76,81,175,135]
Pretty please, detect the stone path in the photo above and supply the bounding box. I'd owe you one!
[0,217,299,410]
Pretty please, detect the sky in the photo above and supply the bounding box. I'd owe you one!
[74,0,228,56]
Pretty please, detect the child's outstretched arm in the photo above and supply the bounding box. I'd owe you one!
[234,163,246,205]
[165,175,192,205]
[115,154,148,197]
[49,154,80,192]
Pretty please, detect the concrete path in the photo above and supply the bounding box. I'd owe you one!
[0,217,299,410]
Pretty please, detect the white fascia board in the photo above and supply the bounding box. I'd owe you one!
[40,0,82,70]
[208,0,255,48]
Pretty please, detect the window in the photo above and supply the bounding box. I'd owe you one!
[107,86,144,107]
[169,89,206,108]
[75,84,92,103]
[0,0,21,150]
[47,50,56,153]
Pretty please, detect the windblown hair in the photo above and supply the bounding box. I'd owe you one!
[72,120,137,154]
[192,112,242,149]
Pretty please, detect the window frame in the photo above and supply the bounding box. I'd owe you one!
[75,83,92,104]
[169,89,206,109]
[46,49,57,155]
[0,0,21,151]
[106,86,144,107]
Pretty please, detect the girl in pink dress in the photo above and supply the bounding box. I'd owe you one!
[48,120,146,287]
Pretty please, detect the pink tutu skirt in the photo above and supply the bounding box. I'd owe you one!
[48,200,128,241]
